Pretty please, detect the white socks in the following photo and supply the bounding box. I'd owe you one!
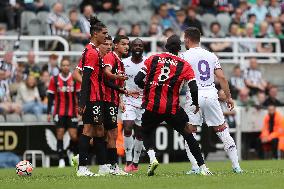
[147,149,156,163]
[185,133,199,170]
[133,139,143,164]
[216,127,240,169]
[124,135,134,162]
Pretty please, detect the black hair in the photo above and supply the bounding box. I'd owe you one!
[113,35,129,44]
[184,27,201,43]
[89,16,106,36]
[105,35,112,41]
[210,22,221,30]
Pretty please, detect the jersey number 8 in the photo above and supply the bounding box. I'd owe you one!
[158,66,170,82]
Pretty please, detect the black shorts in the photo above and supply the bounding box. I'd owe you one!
[141,107,189,133]
[82,101,104,126]
[82,101,118,130]
[54,115,78,129]
[103,101,118,130]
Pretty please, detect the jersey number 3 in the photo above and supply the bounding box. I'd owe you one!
[198,60,210,81]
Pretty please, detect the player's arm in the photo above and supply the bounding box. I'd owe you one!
[47,77,55,122]
[215,69,234,110]
[187,79,199,107]
[104,65,128,81]
[134,67,146,89]
[103,75,127,94]
[73,68,82,83]
[79,67,92,113]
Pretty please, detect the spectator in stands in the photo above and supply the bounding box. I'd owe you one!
[69,9,89,45]
[9,63,25,98]
[256,22,273,54]
[95,0,121,13]
[16,75,46,118]
[263,86,283,107]
[129,24,142,37]
[228,23,240,38]
[42,54,60,77]
[249,0,268,25]
[199,0,216,14]
[253,91,266,109]
[236,87,255,107]
[239,23,257,53]
[268,0,281,22]
[184,6,203,35]
[230,65,246,99]
[0,51,16,83]
[23,0,49,13]
[279,13,284,34]
[156,3,178,31]
[147,23,162,37]
[24,51,40,79]
[272,22,284,39]
[0,25,9,51]
[0,0,23,30]
[115,28,127,36]
[79,4,94,35]
[218,89,236,128]
[175,9,187,34]
[239,1,250,24]
[215,0,234,14]
[47,2,72,38]
[0,70,21,114]
[208,22,231,52]
[230,8,246,30]
[244,58,267,95]
[151,0,177,11]
[37,70,50,104]
[257,104,283,159]
[247,13,259,36]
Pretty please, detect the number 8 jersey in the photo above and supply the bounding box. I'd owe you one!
[141,52,195,115]
[181,47,221,97]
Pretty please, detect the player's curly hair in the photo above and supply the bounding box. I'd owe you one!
[89,16,106,36]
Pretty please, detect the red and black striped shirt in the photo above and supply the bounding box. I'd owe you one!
[47,73,81,117]
[79,42,105,102]
[103,52,125,106]
[142,53,195,114]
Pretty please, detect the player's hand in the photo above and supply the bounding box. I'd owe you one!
[47,114,51,122]
[226,98,234,111]
[193,105,200,114]
[119,102,126,112]
[116,73,128,81]
[78,105,86,115]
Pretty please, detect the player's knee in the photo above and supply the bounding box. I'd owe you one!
[124,128,132,137]
[94,125,105,137]
[134,126,143,140]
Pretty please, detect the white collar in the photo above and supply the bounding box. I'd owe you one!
[59,72,71,81]
[164,52,179,58]
[113,51,122,61]
[89,42,96,46]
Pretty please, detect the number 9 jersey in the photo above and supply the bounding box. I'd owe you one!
[181,47,221,97]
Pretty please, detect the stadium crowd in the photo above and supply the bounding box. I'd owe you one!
[0,0,284,162]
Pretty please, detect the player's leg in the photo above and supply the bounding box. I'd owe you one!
[67,117,79,166]
[131,108,145,171]
[167,108,212,175]
[141,110,161,176]
[93,124,109,175]
[55,115,66,168]
[104,102,128,175]
[183,98,203,174]
[77,102,96,176]
[204,97,242,173]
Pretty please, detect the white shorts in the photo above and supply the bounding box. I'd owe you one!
[121,104,144,126]
[185,96,225,127]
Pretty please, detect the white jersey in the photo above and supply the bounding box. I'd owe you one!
[122,56,146,107]
[181,47,221,98]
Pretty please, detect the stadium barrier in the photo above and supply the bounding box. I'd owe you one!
[1,107,284,165]
[0,36,283,64]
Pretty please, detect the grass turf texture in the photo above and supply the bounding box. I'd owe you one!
[1,160,284,189]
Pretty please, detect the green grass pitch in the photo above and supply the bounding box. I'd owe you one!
[1,160,284,189]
